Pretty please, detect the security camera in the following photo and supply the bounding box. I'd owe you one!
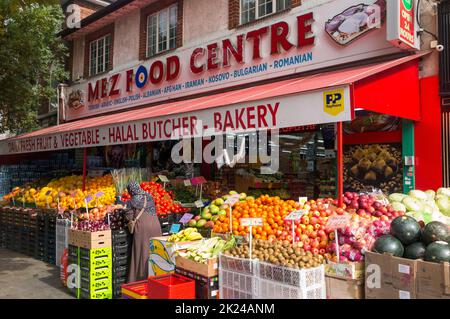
[436,44,444,52]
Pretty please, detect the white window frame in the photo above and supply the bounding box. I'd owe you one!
[239,0,291,25]
[146,4,178,58]
[89,34,111,77]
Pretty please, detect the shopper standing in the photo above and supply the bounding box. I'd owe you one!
[125,181,162,282]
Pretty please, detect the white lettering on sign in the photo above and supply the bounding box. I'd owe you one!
[158,175,169,183]
[194,200,204,208]
[240,218,263,227]
[0,88,353,155]
[225,194,240,207]
[63,0,397,121]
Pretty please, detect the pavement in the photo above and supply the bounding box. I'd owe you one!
[0,248,73,299]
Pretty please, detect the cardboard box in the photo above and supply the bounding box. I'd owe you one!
[417,260,450,298]
[390,256,418,293]
[364,251,393,284]
[175,256,218,277]
[68,229,111,249]
[326,275,364,299]
[325,261,365,280]
[148,236,198,276]
[417,292,450,299]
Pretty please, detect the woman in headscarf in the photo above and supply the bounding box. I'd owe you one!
[126,181,162,282]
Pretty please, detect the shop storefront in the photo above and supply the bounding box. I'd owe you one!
[0,0,448,300]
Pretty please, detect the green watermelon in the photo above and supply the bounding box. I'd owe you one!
[373,235,404,257]
[424,241,450,263]
[390,216,421,245]
[403,242,426,260]
[421,221,450,245]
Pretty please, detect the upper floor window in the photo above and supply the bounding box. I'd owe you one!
[240,0,291,24]
[89,34,111,77]
[147,4,178,58]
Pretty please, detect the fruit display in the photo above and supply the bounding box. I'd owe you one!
[107,207,128,230]
[72,219,110,232]
[344,143,402,193]
[388,188,450,224]
[213,193,299,239]
[372,216,450,263]
[166,184,198,204]
[121,181,189,216]
[223,239,325,269]
[3,174,116,209]
[177,236,236,264]
[167,228,203,242]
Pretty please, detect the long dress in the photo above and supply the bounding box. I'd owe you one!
[127,209,162,283]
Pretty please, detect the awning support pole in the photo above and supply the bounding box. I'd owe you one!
[82,148,87,191]
[337,122,344,207]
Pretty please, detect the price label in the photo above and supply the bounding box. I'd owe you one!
[170,223,181,234]
[240,218,263,227]
[45,190,52,196]
[194,200,204,208]
[183,179,191,186]
[326,214,352,230]
[179,213,194,225]
[191,176,207,185]
[158,175,169,183]
[224,194,240,206]
[85,195,93,203]
[298,197,308,205]
[284,210,305,221]
[95,191,104,198]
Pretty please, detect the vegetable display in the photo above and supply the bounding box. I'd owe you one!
[177,236,236,264]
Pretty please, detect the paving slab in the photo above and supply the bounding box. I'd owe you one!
[0,248,73,299]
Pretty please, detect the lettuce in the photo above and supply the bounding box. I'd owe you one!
[389,193,407,203]
[408,190,428,200]
[402,196,422,212]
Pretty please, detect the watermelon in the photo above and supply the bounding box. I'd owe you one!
[373,235,404,257]
[403,242,426,260]
[421,221,450,245]
[424,241,450,263]
[390,216,421,245]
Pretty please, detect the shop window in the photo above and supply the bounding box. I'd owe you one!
[146,5,178,58]
[89,34,111,77]
[240,0,291,24]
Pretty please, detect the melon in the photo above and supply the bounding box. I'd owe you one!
[421,221,450,245]
[403,242,426,260]
[424,241,450,263]
[373,235,404,257]
[390,216,421,245]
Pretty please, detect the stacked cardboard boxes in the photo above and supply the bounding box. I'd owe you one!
[417,260,450,299]
[325,260,365,299]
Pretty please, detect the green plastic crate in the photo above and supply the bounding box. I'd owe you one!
[80,265,112,281]
[79,247,112,259]
[80,286,112,299]
[81,277,112,291]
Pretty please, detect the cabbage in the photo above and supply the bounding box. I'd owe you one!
[392,202,406,212]
[389,193,407,203]
[402,196,422,212]
[437,187,450,197]
[425,190,436,200]
[430,210,450,225]
[407,211,424,222]
[408,190,428,200]
[436,196,450,216]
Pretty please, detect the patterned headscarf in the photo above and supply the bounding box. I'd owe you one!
[127,181,156,216]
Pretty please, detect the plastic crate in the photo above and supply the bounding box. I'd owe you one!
[113,265,128,279]
[112,255,128,267]
[80,286,112,299]
[79,247,112,259]
[80,256,111,269]
[112,244,128,256]
[80,265,112,281]
[218,254,325,299]
[112,229,129,242]
[121,280,148,299]
[147,274,195,299]
[80,277,112,291]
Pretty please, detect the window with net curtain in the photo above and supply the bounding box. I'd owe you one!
[241,0,291,24]
[146,4,178,58]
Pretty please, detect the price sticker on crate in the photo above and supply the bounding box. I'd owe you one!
[169,223,181,234]
[194,200,204,208]
[240,218,263,227]
[179,213,194,225]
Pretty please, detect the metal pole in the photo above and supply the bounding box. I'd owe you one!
[82,148,87,191]
[337,122,344,207]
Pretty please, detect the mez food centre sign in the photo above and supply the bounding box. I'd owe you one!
[65,0,400,121]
